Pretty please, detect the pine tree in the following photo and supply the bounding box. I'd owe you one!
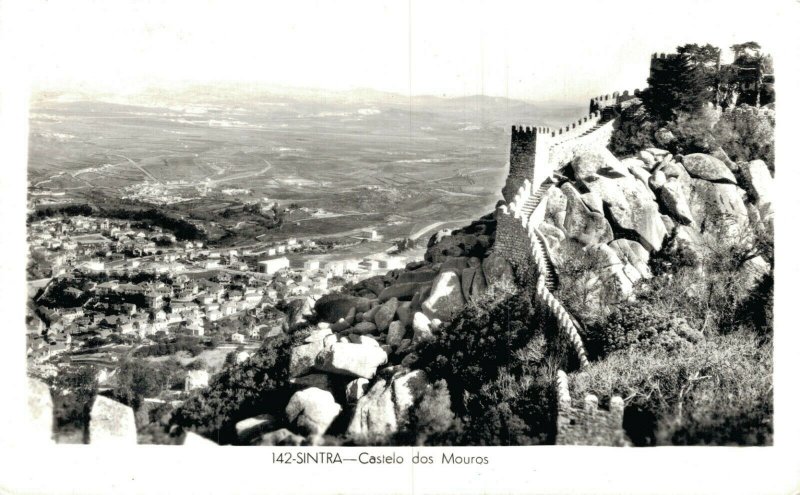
[641,54,711,122]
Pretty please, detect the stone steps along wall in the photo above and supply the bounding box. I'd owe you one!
[526,219,590,369]
[554,370,628,446]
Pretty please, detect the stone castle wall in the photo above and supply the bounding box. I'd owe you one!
[554,370,629,446]
[502,126,553,203]
[494,204,534,275]
[548,118,616,168]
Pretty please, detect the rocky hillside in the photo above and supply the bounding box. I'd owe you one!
[91,77,761,447]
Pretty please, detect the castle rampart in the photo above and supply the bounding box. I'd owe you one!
[554,370,629,446]
[494,89,635,371]
[502,126,553,203]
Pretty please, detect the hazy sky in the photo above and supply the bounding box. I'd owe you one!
[17,0,789,102]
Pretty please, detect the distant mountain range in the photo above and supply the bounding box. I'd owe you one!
[32,83,587,128]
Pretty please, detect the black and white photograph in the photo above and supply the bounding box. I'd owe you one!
[1,0,797,493]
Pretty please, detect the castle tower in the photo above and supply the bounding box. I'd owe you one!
[502,126,552,203]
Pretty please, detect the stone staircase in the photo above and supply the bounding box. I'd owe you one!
[578,122,604,138]
[532,229,557,291]
[518,177,554,219]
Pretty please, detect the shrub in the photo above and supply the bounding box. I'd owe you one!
[416,282,535,396]
[170,333,298,444]
[569,332,772,446]
[583,299,703,359]
[609,102,658,156]
[712,105,775,170]
[664,107,719,155]
[412,284,557,446]
[396,379,458,446]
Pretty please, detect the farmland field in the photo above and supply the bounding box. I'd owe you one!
[29,85,585,245]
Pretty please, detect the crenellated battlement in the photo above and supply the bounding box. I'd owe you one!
[649,53,682,79]
[511,125,553,136]
[650,52,680,60]
[550,112,602,143]
[589,89,640,114]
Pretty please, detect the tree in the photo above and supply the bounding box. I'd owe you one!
[114,358,161,410]
[730,42,768,107]
[677,43,722,105]
[641,53,711,122]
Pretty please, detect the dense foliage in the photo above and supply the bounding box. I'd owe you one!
[583,300,703,360]
[570,333,772,446]
[170,334,298,444]
[411,283,556,445]
[640,53,711,122]
[112,357,185,410]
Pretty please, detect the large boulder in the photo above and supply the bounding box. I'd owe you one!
[638,150,657,169]
[351,321,378,335]
[352,275,388,298]
[374,298,399,331]
[741,256,771,291]
[392,370,428,426]
[314,294,373,323]
[684,179,749,238]
[396,269,438,284]
[658,179,694,225]
[314,343,388,378]
[592,176,668,252]
[682,153,737,184]
[608,239,651,283]
[481,252,514,286]
[572,147,629,182]
[573,149,668,251]
[89,396,137,445]
[378,281,432,302]
[412,312,433,343]
[387,321,406,346]
[580,244,636,305]
[741,159,773,209]
[421,271,465,322]
[561,183,613,246]
[346,379,397,439]
[289,340,328,377]
[544,186,568,230]
[285,297,314,330]
[396,301,413,327]
[469,264,488,298]
[345,378,370,404]
[285,387,341,436]
[460,267,477,302]
[235,414,277,444]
